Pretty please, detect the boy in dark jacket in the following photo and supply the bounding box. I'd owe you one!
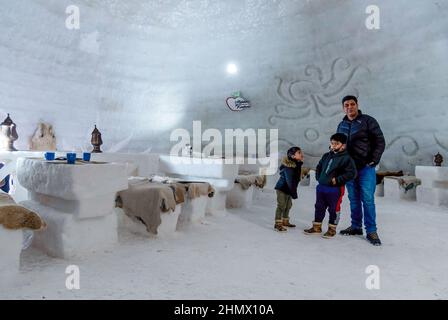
[274,147,304,232]
[304,133,356,238]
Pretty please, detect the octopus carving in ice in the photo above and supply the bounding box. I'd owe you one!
[269,57,371,125]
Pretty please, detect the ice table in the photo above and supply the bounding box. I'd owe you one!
[16,158,128,258]
[415,166,448,208]
[159,155,239,216]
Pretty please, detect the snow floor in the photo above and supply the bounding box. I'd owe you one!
[2,186,448,300]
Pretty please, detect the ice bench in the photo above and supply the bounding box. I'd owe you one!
[384,176,420,201]
[0,192,46,282]
[226,174,266,209]
[416,166,448,208]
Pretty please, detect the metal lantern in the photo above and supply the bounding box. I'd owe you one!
[434,152,443,167]
[91,125,103,153]
[0,113,18,151]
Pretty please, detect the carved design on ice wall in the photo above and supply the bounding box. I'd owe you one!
[269,57,371,126]
[385,136,419,157]
[269,58,446,169]
[269,57,371,160]
[434,134,448,152]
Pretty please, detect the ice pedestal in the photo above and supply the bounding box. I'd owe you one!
[416,166,448,208]
[384,176,419,201]
[116,205,182,238]
[0,226,22,283]
[375,181,385,197]
[179,196,208,225]
[226,184,255,209]
[206,190,228,216]
[16,158,128,258]
[20,201,118,258]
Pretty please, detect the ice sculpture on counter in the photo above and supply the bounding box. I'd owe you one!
[29,122,57,151]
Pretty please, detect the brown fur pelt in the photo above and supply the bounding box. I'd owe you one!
[0,205,47,230]
[29,122,57,151]
[0,193,47,230]
[169,183,188,205]
[376,170,404,185]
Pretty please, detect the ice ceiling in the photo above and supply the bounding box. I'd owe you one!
[2,0,447,171]
[81,0,303,30]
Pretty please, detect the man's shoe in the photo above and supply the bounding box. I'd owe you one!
[339,226,363,236]
[366,232,382,246]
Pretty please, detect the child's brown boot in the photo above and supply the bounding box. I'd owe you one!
[303,222,322,235]
[282,218,296,228]
[274,220,287,232]
[322,224,337,239]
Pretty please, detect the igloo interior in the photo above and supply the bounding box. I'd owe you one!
[1,0,448,301]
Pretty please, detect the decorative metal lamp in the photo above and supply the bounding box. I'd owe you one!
[0,113,18,151]
[91,125,103,153]
[434,152,443,167]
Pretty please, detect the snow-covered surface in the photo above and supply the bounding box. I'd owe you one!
[91,153,160,177]
[2,186,448,299]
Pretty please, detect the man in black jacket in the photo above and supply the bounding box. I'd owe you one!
[337,95,386,246]
[304,133,356,238]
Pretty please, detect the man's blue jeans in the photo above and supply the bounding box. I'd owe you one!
[346,165,377,233]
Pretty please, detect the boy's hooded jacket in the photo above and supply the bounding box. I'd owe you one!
[316,149,357,186]
[275,157,303,199]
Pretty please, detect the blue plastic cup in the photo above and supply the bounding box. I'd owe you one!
[44,152,55,161]
[83,152,91,162]
[67,153,76,164]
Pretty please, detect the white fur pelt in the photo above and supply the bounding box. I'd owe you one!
[29,122,56,151]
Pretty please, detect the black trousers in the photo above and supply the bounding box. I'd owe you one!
[314,184,345,225]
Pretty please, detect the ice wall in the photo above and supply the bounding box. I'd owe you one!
[1,0,447,172]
